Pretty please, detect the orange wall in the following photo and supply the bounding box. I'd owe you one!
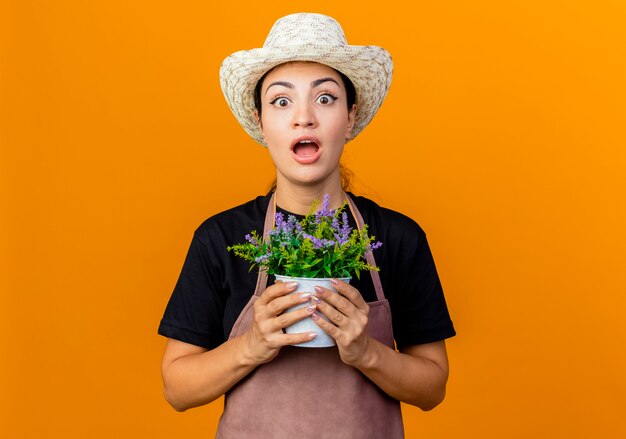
[2,1,625,437]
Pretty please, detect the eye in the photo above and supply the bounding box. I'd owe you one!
[316,93,338,105]
[270,97,290,108]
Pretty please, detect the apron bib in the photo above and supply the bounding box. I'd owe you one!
[216,193,404,439]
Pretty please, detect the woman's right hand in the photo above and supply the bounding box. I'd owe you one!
[244,281,317,365]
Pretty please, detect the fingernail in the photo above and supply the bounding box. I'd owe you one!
[311,312,320,321]
[306,305,316,313]
[308,332,317,340]
[314,286,325,296]
[312,296,321,305]
[330,278,339,285]
[300,293,311,300]
[286,282,298,289]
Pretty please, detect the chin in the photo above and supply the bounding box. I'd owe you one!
[289,170,338,187]
[289,175,325,186]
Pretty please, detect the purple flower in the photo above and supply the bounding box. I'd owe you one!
[341,212,349,232]
[302,231,338,249]
[275,212,285,229]
[287,215,298,230]
[315,194,333,220]
[278,215,296,241]
[270,213,298,244]
[334,233,348,245]
[368,241,383,251]
[245,233,258,245]
[333,211,351,245]
[302,233,322,248]
[303,233,335,249]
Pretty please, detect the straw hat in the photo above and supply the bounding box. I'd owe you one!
[219,13,393,146]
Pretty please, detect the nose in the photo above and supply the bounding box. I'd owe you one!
[292,101,317,128]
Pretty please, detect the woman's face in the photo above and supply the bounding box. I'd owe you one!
[257,62,356,188]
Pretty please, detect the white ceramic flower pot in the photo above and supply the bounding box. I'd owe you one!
[274,275,351,348]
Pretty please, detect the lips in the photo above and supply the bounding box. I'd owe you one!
[291,136,321,164]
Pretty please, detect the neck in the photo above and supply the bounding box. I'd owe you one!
[274,173,345,215]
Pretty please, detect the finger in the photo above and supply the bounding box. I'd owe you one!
[257,281,298,306]
[314,286,358,320]
[270,304,317,331]
[310,311,342,342]
[331,279,369,314]
[277,331,318,347]
[313,298,348,327]
[266,291,314,317]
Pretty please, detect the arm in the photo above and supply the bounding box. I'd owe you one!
[161,334,254,412]
[161,281,319,411]
[312,280,450,411]
[353,339,448,410]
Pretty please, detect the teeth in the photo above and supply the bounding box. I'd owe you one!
[299,140,312,144]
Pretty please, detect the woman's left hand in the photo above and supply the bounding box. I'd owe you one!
[312,279,371,367]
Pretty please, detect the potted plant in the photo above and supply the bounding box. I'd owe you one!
[228,194,382,347]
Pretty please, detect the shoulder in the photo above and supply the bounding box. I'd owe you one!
[348,193,426,240]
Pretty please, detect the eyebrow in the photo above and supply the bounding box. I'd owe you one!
[312,77,340,88]
[265,81,294,94]
[264,77,341,95]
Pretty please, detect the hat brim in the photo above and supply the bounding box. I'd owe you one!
[220,44,393,146]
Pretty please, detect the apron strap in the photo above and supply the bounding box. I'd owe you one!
[253,192,276,297]
[345,194,385,302]
[253,192,385,302]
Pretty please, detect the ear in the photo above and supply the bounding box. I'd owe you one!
[345,104,357,139]
[254,110,263,129]
[254,110,267,144]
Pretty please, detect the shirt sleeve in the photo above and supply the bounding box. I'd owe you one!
[157,228,227,350]
[390,225,456,348]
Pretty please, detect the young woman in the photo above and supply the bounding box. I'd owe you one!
[158,13,456,438]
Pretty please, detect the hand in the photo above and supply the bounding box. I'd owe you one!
[245,281,318,365]
[311,279,371,367]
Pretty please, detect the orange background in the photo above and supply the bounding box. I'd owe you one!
[2,1,625,437]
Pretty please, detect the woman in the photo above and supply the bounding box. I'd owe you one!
[158,13,456,438]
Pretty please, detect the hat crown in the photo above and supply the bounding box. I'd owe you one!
[263,13,348,48]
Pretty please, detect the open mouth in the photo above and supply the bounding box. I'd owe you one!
[291,136,322,164]
[293,139,320,158]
